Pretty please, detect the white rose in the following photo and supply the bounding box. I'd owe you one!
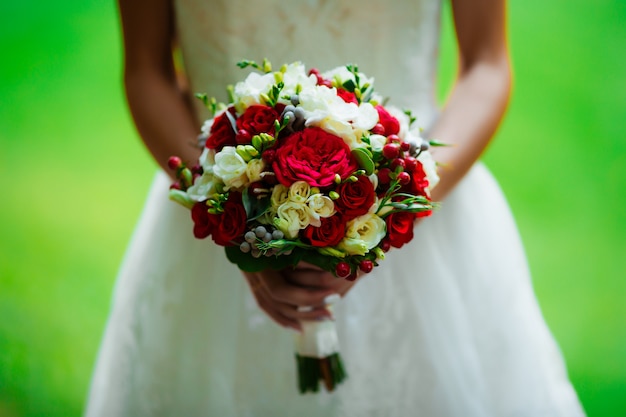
[212,147,249,190]
[233,71,276,113]
[417,150,440,192]
[338,213,386,256]
[246,158,265,183]
[275,201,311,239]
[186,171,218,202]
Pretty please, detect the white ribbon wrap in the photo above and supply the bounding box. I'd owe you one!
[294,319,340,358]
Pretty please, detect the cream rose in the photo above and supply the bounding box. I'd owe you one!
[212,146,248,190]
[338,213,387,256]
[186,171,218,202]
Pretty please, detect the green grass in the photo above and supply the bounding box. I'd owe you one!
[1,1,624,416]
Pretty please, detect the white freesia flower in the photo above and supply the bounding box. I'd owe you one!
[246,158,265,183]
[352,102,378,131]
[212,147,248,190]
[275,201,312,239]
[281,62,317,99]
[338,213,386,256]
[299,85,356,125]
[288,181,311,204]
[186,171,218,202]
[233,71,276,114]
[322,66,374,89]
[417,150,440,192]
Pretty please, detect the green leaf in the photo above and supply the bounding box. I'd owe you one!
[342,79,356,93]
[429,139,449,147]
[351,148,375,175]
[242,189,270,222]
[225,246,300,272]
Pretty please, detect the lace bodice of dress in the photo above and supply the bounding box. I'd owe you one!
[174,0,441,126]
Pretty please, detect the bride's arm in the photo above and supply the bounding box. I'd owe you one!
[118,0,338,330]
[428,0,512,201]
[118,0,201,174]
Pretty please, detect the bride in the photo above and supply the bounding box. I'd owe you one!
[86,0,585,415]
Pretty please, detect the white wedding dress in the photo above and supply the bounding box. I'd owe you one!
[85,0,585,416]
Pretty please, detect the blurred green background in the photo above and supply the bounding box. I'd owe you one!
[0,0,624,415]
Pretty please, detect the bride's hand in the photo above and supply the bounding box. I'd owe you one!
[242,263,360,331]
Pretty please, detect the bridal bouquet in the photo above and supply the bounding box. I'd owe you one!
[168,59,440,393]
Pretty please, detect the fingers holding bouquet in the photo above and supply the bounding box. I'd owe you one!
[242,269,339,331]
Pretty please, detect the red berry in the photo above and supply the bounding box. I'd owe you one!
[400,141,410,152]
[382,143,400,159]
[387,134,401,144]
[167,156,182,171]
[378,167,392,184]
[169,182,181,190]
[390,158,406,171]
[236,129,251,144]
[345,273,358,282]
[371,123,385,135]
[404,156,418,172]
[335,262,351,278]
[380,240,391,252]
[359,260,374,273]
[397,171,411,185]
[262,149,276,164]
[191,164,203,174]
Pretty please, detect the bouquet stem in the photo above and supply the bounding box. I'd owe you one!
[296,353,347,393]
[294,319,347,393]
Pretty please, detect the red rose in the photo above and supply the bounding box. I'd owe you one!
[211,194,247,246]
[403,160,430,198]
[302,215,346,247]
[236,105,279,138]
[337,89,358,104]
[385,211,416,248]
[273,127,358,188]
[206,108,237,150]
[334,175,375,219]
[191,202,218,239]
[375,105,400,136]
